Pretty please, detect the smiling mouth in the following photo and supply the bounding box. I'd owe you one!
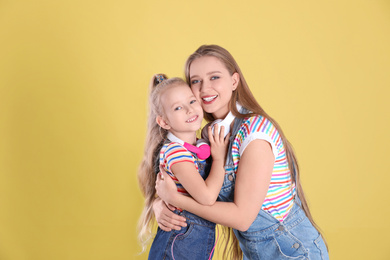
[202,95,218,102]
[186,115,198,123]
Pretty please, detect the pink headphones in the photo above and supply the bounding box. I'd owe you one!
[167,132,211,160]
[167,104,241,159]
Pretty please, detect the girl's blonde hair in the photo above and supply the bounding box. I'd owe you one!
[137,74,188,251]
[185,45,327,259]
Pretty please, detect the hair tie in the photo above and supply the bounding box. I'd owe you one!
[156,74,165,84]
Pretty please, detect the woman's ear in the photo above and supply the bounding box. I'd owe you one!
[156,116,171,130]
[232,72,240,91]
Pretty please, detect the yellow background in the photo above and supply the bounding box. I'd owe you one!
[1,0,389,259]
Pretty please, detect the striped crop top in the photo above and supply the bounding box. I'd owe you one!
[232,115,296,221]
[159,141,206,196]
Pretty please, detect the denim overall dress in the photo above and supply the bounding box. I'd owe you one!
[219,114,329,260]
[148,153,216,260]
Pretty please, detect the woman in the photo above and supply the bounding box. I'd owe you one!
[154,45,329,260]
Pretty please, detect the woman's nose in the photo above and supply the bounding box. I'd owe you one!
[200,80,210,93]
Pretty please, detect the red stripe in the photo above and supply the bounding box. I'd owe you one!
[275,158,285,163]
[262,196,294,211]
[270,180,291,184]
[275,135,281,146]
[243,123,250,135]
[256,117,267,131]
[177,188,186,192]
[170,159,196,169]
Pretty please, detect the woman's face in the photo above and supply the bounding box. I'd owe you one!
[188,56,239,119]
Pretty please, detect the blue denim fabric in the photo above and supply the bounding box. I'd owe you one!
[234,200,329,260]
[148,210,216,260]
[149,154,216,260]
[217,113,329,260]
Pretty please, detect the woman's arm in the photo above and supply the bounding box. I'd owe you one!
[152,197,187,231]
[171,125,229,206]
[156,139,274,231]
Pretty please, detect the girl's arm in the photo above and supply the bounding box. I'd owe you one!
[156,139,274,231]
[171,125,229,206]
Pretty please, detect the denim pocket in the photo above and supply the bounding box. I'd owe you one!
[272,233,308,259]
[173,222,194,240]
[242,236,307,260]
[169,223,215,260]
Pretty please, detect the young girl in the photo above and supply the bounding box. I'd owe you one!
[155,45,329,260]
[137,74,230,259]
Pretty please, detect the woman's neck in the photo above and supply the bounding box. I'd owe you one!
[212,104,230,119]
[212,108,229,120]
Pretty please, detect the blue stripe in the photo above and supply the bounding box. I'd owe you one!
[165,143,184,153]
[166,154,193,166]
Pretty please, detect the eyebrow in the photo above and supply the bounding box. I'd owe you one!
[190,71,222,79]
[169,95,196,109]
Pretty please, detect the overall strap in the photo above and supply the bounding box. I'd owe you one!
[225,108,249,166]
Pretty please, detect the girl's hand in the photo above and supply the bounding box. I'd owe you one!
[155,166,180,207]
[208,124,230,162]
[152,197,187,231]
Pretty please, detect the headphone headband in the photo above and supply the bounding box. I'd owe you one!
[167,132,210,160]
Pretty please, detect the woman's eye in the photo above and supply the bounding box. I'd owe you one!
[174,106,182,111]
[211,76,219,80]
[191,79,199,85]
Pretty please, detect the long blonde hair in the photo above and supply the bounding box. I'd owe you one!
[185,45,327,259]
[137,74,188,251]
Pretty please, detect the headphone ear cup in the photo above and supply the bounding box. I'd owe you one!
[211,119,230,137]
[196,143,210,160]
[183,142,210,160]
[210,119,223,134]
[201,124,210,141]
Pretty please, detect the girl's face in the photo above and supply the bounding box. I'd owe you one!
[158,84,203,137]
[189,56,239,119]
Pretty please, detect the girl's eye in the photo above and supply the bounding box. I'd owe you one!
[191,79,200,85]
[211,76,219,80]
[174,106,182,111]
[190,99,197,104]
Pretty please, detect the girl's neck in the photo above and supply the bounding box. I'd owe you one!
[169,130,197,145]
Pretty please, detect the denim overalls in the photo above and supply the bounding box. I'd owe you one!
[219,114,329,260]
[148,153,216,260]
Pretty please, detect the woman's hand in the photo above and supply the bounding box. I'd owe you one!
[208,124,230,163]
[152,197,187,231]
[155,167,179,205]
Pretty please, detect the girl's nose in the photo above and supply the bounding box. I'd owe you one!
[186,106,193,114]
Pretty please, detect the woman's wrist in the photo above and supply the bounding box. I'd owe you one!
[164,189,179,206]
[171,192,187,210]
